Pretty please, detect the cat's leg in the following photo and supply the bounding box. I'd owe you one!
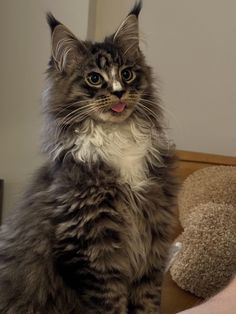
[53,204,129,314]
[128,268,163,314]
[78,273,128,314]
[56,260,128,314]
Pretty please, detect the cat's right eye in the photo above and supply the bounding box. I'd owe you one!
[86,72,103,87]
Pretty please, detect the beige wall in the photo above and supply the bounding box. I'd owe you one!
[94,0,236,156]
[0,0,89,219]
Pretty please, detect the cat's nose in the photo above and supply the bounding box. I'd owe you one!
[112,90,125,99]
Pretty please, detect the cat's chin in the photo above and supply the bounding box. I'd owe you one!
[97,107,134,123]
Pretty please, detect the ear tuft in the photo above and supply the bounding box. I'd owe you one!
[112,1,142,58]
[112,0,142,58]
[46,12,61,34]
[128,0,142,17]
[47,16,86,73]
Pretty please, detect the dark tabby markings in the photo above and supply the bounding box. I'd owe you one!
[128,303,145,313]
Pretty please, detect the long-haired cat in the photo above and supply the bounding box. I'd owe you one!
[0,2,177,313]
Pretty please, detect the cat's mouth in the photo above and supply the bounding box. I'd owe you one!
[110,102,126,113]
[98,101,133,123]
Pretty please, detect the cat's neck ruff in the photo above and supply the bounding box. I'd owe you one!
[73,119,160,187]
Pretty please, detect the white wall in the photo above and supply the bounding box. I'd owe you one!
[0,0,89,219]
[94,0,236,156]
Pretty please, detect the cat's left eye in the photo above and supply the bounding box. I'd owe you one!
[86,72,103,87]
[121,68,135,83]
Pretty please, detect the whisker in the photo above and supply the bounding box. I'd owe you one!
[53,99,96,118]
[54,106,95,138]
[135,104,154,126]
[138,102,162,123]
[139,96,178,126]
[53,99,111,140]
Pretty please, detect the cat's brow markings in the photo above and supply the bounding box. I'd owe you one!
[99,56,107,68]
[97,53,111,69]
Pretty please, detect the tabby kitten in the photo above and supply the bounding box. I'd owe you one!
[0,2,177,313]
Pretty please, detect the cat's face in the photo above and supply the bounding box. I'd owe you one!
[69,45,145,123]
[46,3,153,126]
[59,42,149,124]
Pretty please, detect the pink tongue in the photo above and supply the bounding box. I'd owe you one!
[111,102,126,113]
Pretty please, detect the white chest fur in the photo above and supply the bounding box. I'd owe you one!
[74,121,154,187]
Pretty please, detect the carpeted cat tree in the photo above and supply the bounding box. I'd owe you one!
[170,166,236,298]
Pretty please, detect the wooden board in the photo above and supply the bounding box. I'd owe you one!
[176,150,236,181]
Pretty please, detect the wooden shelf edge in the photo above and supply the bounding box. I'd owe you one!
[176,150,236,166]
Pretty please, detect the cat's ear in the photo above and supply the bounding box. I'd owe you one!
[113,1,142,58]
[47,13,87,73]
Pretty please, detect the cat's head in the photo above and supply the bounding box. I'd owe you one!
[45,1,158,128]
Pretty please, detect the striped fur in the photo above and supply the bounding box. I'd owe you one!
[0,2,177,313]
